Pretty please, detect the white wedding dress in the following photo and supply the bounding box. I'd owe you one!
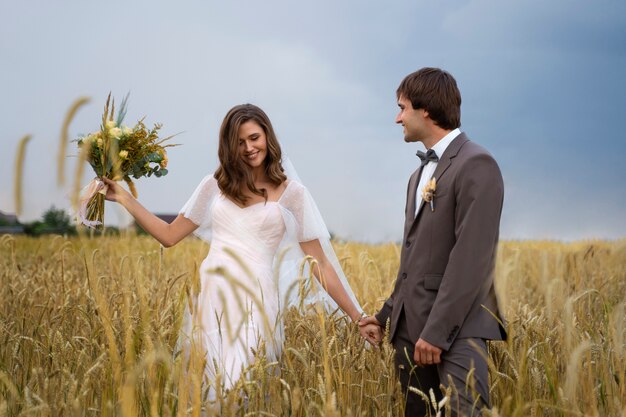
[177,174,360,395]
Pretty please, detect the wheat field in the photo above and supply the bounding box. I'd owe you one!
[1,235,624,416]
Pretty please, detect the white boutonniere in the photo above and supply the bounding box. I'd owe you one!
[422,178,437,212]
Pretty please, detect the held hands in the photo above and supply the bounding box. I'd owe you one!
[101,177,130,204]
[357,315,443,364]
[358,315,383,346]
[414,338,442,366]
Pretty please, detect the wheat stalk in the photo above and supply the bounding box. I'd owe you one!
[13,134,32,216]
[57,96,90,186]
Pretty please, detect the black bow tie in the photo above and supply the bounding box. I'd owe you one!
[416,149,439,167]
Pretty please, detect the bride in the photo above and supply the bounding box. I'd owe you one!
[102,103,364,395]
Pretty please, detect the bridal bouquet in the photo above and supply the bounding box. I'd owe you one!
[76,94,176,229]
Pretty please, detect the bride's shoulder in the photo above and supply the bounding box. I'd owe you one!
[201,174,218,185]
[191,174,219,194]
[280,179,310,209]
[283,178,306,195]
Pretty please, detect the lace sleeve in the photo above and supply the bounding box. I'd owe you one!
[179,174,219,242]
[280,181,330,242]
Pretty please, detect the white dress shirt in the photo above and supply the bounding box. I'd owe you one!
[415,128,461,216]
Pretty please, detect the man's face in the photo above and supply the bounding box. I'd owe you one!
[395,95,426,143]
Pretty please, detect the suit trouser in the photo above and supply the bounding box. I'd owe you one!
[392,309,490,417]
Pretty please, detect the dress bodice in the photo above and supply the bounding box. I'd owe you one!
[179,174,360,315]
[209,195,286,266]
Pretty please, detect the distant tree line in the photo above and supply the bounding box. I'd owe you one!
[24,206,77,236]
[0,206,76,236]
[0,206,126,236]
[1,207,118,236]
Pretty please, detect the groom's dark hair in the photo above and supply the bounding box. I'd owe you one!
[397,67,461,130]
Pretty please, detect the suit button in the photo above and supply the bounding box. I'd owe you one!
[402,273,407,280]
[405,240,411,248]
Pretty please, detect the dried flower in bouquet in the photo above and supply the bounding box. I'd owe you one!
[76,93,177,229]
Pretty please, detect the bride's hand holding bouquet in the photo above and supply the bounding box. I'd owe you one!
[100,176,130,204]
[75,94,177,229]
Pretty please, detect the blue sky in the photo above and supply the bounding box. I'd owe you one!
[1,0,625,242]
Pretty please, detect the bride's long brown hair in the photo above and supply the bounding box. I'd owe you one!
[214,104,287,205]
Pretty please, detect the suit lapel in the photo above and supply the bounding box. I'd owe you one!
[408,133,469,234]
[404,168,420,235]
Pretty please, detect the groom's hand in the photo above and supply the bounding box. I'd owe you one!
[358,315,382,345]
[414,338,442,366]
[359,323,382,345]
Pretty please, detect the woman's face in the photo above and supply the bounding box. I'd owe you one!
[238,120,268,170]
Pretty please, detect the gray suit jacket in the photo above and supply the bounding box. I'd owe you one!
[375,133,506,351]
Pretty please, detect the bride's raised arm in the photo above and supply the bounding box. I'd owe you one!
[102,177,198,247]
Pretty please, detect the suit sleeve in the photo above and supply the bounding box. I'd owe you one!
[375,298,393,326]
[419,153,504,350]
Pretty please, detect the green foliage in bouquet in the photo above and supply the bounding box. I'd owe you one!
[76,93,178,229]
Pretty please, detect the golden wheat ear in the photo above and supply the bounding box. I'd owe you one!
[57,96,90,187]
[102,92,111,127]
[14,134,32,216]
[124,177,138,198]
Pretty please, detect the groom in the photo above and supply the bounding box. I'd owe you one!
[359,68,506,416]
